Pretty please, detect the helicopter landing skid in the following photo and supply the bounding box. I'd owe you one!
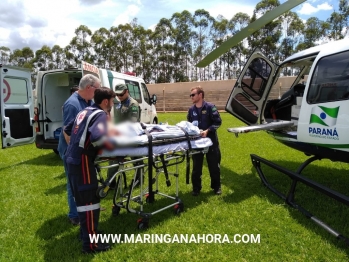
[251,154,349,245]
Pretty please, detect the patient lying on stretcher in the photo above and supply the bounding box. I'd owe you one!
[106,121,202,147]
[100,121,212,157]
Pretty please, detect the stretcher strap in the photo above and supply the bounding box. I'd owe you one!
[141,123,154,202]
[159,154,171,187]
[177,126,192,184]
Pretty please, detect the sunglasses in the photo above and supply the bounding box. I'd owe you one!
[189,93,198,97]
[116,90,126,97]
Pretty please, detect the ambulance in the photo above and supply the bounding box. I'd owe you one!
[0,62,158,152]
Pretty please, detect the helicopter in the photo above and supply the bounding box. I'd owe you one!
[197,1,349,244]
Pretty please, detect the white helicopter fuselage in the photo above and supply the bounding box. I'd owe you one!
[226,39,349,162]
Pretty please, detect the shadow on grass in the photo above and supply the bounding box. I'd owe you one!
[0,152,62,173]
[45,183,66,195]
[36,214,93,262]
[250,157,349,253]
[201,160,258,203]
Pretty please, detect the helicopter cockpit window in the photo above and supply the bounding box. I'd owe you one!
[307,50,349,104]
[241,58,272,101]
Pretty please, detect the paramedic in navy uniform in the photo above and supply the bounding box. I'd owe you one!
[58,74,101,226]
[63,87,116,253]
[187,86,222,196]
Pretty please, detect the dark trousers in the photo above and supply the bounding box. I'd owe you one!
[67,158,100,251]
[192,144,221,192]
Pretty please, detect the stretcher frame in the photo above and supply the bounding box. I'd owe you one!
[95,148,207,228]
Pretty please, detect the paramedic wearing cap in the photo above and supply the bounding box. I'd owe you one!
[58,74,101,226]
[63,87,116,253]
[113,83,140,122]
[187,86,222,196]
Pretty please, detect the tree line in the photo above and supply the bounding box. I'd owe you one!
[0,0,348,83]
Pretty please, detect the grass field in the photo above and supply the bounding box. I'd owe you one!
[1,112,349,261]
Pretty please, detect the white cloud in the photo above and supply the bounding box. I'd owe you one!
[317,3,333,11]
[298,2,333,15]
[128,0,142,5]
[112,4,141,26]
[148,24,157,31]
[205,3,254,20]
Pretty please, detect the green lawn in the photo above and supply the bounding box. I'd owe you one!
[1,112,349,261]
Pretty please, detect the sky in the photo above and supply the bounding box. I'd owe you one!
[0,0,338,52]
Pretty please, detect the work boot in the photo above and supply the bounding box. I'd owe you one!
[82,243,110,254]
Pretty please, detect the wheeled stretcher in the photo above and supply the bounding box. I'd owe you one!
[95,122,212,228]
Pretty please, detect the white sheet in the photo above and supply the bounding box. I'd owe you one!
[99,137,212,157]
[110,121,201,146]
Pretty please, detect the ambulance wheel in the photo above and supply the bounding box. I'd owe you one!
[152,118,158,124]
[137,219,149,229]
[112,205,120,216]
[96,186,108,198]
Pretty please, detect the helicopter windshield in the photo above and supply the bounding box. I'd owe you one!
[307,50,349,104]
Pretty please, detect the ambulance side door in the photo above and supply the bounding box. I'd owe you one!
[0,66,35,148]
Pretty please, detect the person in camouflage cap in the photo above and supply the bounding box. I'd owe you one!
[113,83,140,123]
[108,83,142,188]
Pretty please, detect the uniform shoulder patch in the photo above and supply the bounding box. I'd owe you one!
[76,110,87,125]
[131,106,138,111]
[212,106,217,112]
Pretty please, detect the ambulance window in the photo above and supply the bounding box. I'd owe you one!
[3,77,29,104]
[307,50,349,104]
[125,80,142,103]
[241,58,271,101]
[141,83,150,104]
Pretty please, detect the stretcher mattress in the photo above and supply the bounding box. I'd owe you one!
[109,121,202,146]
[100,137,212,157]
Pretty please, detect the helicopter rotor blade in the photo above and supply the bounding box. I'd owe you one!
[196,0,306,68]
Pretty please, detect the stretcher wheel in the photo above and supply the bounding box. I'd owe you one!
[96,186,108,199]
[112,205,121,216]
[137,219,149,229]
[174,203,184,215]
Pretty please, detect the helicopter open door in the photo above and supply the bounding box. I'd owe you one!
[226,50,294,134]
[226,49,276,125]
[0,66,35,148]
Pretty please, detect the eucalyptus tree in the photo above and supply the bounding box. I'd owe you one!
[170,10,194,82]
[210,15,229,80]
[328,0,349,40]
[114,23,134,72]
[109,26,124,71]
[51,45,65,69]
[91,27,111,68]
[248,0,282,61]
[277,11,304,65]
[0,46,11,64]
[10,47,34,69]
[68,25,93,66]
[228,12,250,78]
[21,47,34,64]
[134,25,154,83]
[129,18,142,74]
[192,9,214,81]
[64,45,75,67]
[153,18,175,83]
[9,49,25,67]
[300,17,330,50]
[34,45,53,71]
